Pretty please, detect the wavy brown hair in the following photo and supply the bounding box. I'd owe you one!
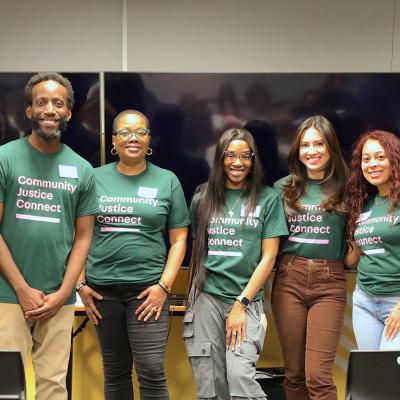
[191,128,264,289]
[282,115,348,216]
[346,130,400,241]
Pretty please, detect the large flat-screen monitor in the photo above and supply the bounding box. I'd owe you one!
[346,350,400,400]
[104,72,400,203]
[0,72,101,167]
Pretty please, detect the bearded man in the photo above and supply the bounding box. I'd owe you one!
[0,72,98,400]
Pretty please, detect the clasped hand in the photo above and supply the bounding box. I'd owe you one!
[23,289,67,321]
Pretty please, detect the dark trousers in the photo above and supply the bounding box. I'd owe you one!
[92,284,170,400]
[271,254,346,400]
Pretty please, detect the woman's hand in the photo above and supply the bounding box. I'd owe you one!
[385,303,400,340]
[135,284,167,321]
[226,301,246,351]
[79,285,103,325]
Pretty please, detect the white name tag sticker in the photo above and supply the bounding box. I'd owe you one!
[58,165,78,179]
[240,204,261,218]
[138,186,158,198]
[357,211,372,223]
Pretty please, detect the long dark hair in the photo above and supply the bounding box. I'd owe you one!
[192,128,264,288]
[347,130,400,241]
[282,115,348,216]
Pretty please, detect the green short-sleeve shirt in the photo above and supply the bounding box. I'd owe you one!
[86,162,190,285]
[354,196,400,296]
[190,186,288,304]
[274,176,347,260]
[0,137,98,304]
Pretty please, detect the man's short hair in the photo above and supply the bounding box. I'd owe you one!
[24,72,75,110]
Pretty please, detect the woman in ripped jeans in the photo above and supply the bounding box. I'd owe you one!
[184,128,288,400]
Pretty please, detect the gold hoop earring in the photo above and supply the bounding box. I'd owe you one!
[111,146,117,156]
[146,147,153,156]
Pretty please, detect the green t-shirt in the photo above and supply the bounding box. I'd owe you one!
[354,196,400,296]
[86,162,190,285]
[190,186,288,304]
[274,176,347,260]
[0,137,98,304]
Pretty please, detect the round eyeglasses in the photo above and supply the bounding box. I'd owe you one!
[223,151,254,161]
[114,128,150,142]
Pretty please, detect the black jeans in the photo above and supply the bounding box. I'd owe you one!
[91,283,170,400]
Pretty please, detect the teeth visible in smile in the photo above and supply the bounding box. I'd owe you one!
[369,171,382,178]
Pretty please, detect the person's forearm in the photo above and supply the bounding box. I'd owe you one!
[58,236,93,299]
[0,234,29,293]
[160,239,187,288]
[76,266,86,285]
[239,237,280,301]
[344,241,361,268]
[240,255,275,301]
[57,216,94,300]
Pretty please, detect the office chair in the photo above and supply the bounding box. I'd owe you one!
[346,350,400,400]
[0,350,26,400]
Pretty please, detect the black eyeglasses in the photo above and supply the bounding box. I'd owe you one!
[223,151,254,161]
[113,128,150,142]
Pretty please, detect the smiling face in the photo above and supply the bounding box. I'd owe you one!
[361,139,391,195]
[26,80,71,141]
[299,127,331,179]
[223,139,253,188]
[112,113,150,164]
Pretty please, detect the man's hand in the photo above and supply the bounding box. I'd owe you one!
[16,286,45,313]
[25,290,67,321]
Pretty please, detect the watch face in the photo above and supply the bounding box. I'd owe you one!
[241,297,250,306]
[238,295,250,306]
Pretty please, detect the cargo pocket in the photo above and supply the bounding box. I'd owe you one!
[183,311,194,339]
[228,340,266,398]
[233,339,258,363]
[254,313,267,354]
[185,340,216,398]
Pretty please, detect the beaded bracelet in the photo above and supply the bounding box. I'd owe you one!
[75,280,87,292]
[158,281,171,295]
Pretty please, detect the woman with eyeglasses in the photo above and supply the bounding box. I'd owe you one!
[346,130,400,350]
[77,109,189,400]
[184,128,288,399]
[271,115,349,400]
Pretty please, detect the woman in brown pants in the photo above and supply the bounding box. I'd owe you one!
[272,115,349,400]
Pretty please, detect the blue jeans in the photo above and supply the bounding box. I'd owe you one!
[352,285,400,350]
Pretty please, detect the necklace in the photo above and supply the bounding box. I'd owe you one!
[226,189,244,217]
[375,194,388,206]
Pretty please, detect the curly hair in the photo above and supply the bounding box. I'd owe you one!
[346,130,400,241]
[282,115,348,216]
[24,72,74,110]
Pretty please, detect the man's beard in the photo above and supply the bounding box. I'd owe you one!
[32,118,68,141]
